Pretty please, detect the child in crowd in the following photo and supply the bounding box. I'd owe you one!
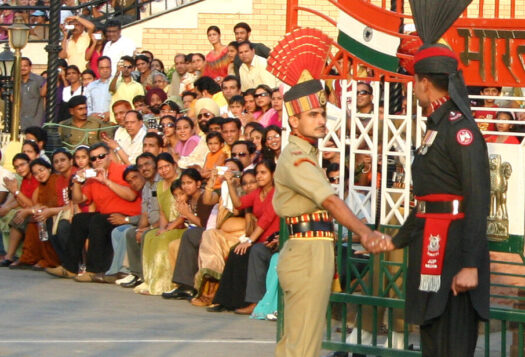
[207,117,224,133]
[227,95,245,119]
[202,132,228,188]
[73,145,90,170]
[132,95,151,114]
[485,111,520,144]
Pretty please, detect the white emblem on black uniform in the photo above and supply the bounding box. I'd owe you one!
[363,27,373,42]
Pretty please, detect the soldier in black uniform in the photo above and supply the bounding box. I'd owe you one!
[377,44,490,357]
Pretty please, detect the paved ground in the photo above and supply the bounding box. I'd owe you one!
[1,269,516,357]
[0,269,277,357]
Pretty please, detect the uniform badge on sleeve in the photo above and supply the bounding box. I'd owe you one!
[449,111,461,121]
[456,129,473,146]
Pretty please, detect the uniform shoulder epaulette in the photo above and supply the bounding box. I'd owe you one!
[294,158,317,167]
[449,111,463,123]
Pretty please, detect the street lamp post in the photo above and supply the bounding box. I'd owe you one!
[8,14,30,142]
[0,43,14,134]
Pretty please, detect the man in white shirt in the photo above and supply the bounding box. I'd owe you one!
[103,110,146,165]
[238,41,278,92]
[102,19,136,76]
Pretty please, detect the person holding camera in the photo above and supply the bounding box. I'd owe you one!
[59,15,95,70]
[46,142,142,281]
[208,158,279,314]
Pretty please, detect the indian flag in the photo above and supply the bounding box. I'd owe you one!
[337,11,400,72]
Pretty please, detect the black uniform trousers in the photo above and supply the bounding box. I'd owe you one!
[421,292,480,357]
[171,227,205,287]
[62,212,117,274]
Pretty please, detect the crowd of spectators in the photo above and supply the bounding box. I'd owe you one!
[0,14,288,320]
[1,0,524,326]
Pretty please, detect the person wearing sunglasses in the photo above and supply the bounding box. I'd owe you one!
[46,142,142,282]
[356,81,374,114]
[158,115,178,156]
[252,85,279,130]
[108,56,145,124]
[231,140,256,171]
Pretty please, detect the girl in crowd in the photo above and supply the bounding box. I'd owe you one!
[174,116,200,161]
[134,153,185,295]
[249,126,264,153]
[255,85,279,127]
[191,159,248,306]
[164,168,217,297]
[23,139,48,163]
[263,125,282,162]
[9,158,66,270]
[49,149,78,264]
[62,65,83,103]
[0,154,39,267]
[244,122,264,141]
[243,89,262,121]
[203,26,228,83]
[159,115,178,157]
[271,87,283,126]
[85,28,105,78]
[485,111,520,144]
[73,145,90,170]
[151,59,165,74]
[226,41,238,76]
[209,159,279,314]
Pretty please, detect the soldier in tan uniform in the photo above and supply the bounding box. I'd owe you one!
[58,95,113,148]
[274,77,389,357]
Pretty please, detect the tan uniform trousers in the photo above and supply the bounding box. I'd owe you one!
[275,239,334,357]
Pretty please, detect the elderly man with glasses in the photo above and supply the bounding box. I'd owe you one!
[46,142,142,282]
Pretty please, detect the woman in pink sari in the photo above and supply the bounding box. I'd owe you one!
[255,85,280,128]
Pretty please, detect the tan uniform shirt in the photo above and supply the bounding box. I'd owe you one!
[273,135,335,217]
[58,117,111,147]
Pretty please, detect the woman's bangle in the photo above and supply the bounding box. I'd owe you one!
[239,235,252,244]
[205,186,214,192]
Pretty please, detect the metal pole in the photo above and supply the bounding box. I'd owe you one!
[10,48,21,141]
[44,0,63,153]
[2,79,12,134]
[44,0,62,124]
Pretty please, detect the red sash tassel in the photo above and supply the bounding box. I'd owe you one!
[415,194,464,292]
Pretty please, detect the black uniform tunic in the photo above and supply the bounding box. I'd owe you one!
[392,99,490,325]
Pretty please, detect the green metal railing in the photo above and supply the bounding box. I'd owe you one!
[277,219,525,356]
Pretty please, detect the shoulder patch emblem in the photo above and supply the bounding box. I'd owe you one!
[449,111,461,121]
[294,158,317,167]
[456,129,473,146]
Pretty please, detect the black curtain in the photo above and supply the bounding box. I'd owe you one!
[409,0,472,44]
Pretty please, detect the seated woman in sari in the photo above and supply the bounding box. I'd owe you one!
[190,160,258,307]
[133,153,185,295]
[9,158,71,269]
[1,153,40,267]
[208,159,279,313]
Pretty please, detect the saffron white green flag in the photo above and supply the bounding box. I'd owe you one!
[337,11,400,72]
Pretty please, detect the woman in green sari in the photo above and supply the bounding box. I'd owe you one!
[134,153,186,295]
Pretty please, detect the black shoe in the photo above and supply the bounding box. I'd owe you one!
[0,259,14,267]
[8,262,33,270]
[121,275,142,288]
[206,304,227,313]
[162,287,196,300]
